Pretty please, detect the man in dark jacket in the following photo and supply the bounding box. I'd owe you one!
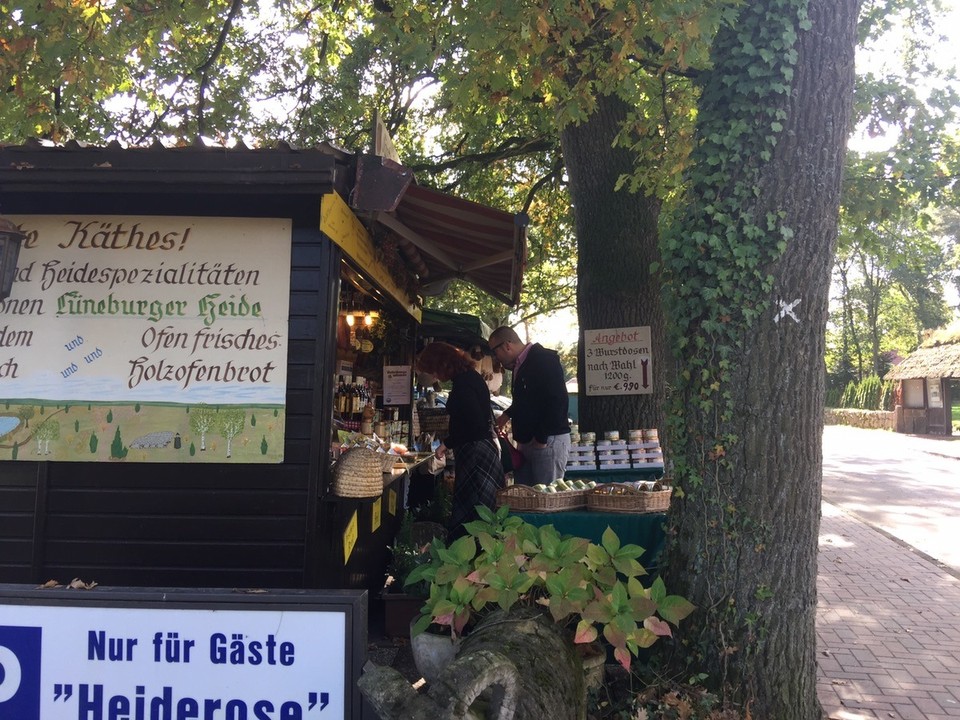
[489,326,570,485]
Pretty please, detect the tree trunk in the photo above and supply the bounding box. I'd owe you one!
[561,92,667,440]
[661,1,857,718]
[358,610,586,720]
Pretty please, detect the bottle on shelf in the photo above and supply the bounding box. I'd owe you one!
[334,376,346,416]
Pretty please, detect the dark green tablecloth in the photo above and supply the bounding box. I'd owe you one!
[512,510,667,572]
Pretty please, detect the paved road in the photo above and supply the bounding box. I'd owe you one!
[822,425,960,573]
[818,425,960,719]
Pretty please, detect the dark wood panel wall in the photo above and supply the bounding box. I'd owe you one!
[0,464,41,582]
[0,192,341,589]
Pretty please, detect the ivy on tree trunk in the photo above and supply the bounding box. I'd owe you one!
[660,0,857,717]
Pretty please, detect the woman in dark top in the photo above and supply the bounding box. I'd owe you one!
[416,342,504,539]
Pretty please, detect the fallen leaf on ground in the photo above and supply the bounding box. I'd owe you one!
[68,578,98,590]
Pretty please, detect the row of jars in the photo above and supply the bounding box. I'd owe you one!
[570,426,659,444]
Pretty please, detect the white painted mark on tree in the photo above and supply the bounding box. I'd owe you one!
[775,298,801,324]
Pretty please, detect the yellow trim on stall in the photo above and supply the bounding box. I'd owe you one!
[320,192,421,321]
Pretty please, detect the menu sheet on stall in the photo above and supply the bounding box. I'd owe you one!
[382,365,411,405]
[583,326,653,396]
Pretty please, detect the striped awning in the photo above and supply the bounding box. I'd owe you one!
[388,184,526,307]
[353,155,527,307]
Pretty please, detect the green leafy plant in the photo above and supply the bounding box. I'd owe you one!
[405,505,694,670]
[410,480,452,527]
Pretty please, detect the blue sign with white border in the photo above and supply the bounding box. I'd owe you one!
[0,585,367,720]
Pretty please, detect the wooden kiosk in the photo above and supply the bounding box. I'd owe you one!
[886,332,959,437]
[0,140,525,593]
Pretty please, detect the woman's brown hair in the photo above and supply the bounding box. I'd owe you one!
[416,342,476,380]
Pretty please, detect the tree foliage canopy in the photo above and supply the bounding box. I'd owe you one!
[3,1,956,338]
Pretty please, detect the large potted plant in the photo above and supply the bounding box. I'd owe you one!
[405,504,694,671]
[359,505,695,719]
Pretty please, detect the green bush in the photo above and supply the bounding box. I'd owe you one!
[879,380,894,410]
[838,375,895,411]
[407,505,695,671]
[857,376,881,409]
[839,380,857,408]
[825,387,843,408]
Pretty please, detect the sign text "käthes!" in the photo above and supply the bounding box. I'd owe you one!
[59,220,193,252]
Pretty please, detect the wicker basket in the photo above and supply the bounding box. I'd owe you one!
[417,407,450,434]
[331,447,387,498]
[496,484,588,513]
[586,483,671,514]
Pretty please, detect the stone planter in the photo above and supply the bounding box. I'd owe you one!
[409,620,461,684]
[577,642,606,692]
[361,610,591,719]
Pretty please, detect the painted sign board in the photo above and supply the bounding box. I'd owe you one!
[0,585,368,720]
[0,215,290,463]
[583,326,653,396]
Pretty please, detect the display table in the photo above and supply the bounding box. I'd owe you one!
[512,510,667,573]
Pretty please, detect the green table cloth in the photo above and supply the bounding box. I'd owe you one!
[512,510,667,573]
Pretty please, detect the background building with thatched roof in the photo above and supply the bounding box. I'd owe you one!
[885,323,960,436]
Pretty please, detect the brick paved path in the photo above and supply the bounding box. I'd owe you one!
[818,502,960,719]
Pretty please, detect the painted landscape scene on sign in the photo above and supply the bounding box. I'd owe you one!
[0,400,286,463]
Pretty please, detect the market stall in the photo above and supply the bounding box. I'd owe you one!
[0,139,525,594]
